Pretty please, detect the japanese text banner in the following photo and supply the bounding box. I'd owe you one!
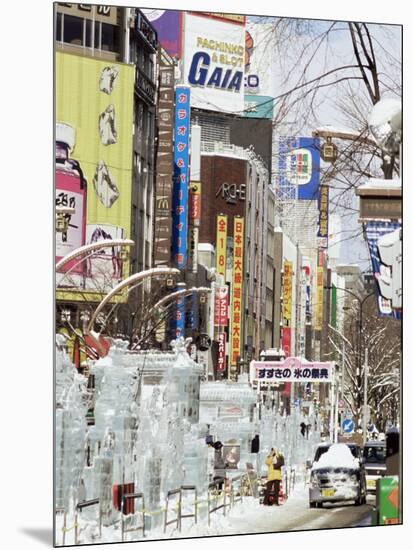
[230,217,244,365]
[251,359,333,383]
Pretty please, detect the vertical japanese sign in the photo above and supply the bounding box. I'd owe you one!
[214,286,229,326]
[154,50,174,266]
[315,266,324,331]
[282,260,293,355]
[230,217,244,365]
[216,214,228,277]
[317,184,329,247]
[171,86,190,270]
[189,182,201,225]
[217,332,226,372]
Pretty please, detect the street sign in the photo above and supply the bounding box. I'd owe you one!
[342,418,354,434]
[377,476,400,525]
[338,399,345,409]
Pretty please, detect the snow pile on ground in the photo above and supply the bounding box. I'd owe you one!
[312,444,359,470]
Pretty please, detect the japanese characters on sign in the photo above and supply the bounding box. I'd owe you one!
[230,217,244,365]
[318,184,329,245]
[315,266,324,331]
[217,332,226,372]
[281,260,293,355]
[216,214,228,277]
[171,86,190,270]
[189,181,201,225]
[214,286,229,326]
[251,358,333,383]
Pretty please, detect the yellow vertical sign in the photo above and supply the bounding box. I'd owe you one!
[216,214,228,277]
[230,217,244,365]
[315,266,324,331]
[282,261,293,325]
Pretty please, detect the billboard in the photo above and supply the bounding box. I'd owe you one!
[141,9,182,58]
[230,217,244,365]
[183,13,245,112]
[244,95,274,119]
[154,50,174,266]
[216,214,228,277]
[189,181,201,225]
[171,86,191,269]
[274,137,321,200]
[364,221,401,319]
[55,52,134,302]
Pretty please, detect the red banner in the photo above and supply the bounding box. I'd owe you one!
[214,286,228,326]
[217,332,226,372]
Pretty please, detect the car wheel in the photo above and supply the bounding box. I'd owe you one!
[309,501,316,508]
[316,502,323,509]
[354,496,362,506]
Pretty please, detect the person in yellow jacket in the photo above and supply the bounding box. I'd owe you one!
[263,448,284,505]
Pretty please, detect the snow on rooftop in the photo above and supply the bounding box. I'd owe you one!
[312,443,359,470]
[358,178,401,191]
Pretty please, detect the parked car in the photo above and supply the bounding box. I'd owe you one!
[363,440,386,493]
[309,443,367,508]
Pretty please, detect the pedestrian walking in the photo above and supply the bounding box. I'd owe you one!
[264,448,284,505]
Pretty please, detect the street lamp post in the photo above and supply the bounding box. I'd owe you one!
[324,286,375,438]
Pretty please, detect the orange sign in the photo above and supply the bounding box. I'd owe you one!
[216,214,228,277]
[230,217,244,365]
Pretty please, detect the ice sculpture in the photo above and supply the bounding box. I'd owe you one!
[55,335,88,512]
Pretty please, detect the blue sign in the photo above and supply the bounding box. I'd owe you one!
[170,86,190,340]
[171,86,190,270]
[275,137,320,200]
[243,95,274,119]
[364,221,401,319]
[342,418,354,433]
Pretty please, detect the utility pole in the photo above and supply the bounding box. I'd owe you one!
[362,347,369,445]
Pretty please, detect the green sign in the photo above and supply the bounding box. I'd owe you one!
[377,476,400,525]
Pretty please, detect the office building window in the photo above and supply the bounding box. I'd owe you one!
[56,12,62,41]
[63,15,83,45]
[101,23,120,52]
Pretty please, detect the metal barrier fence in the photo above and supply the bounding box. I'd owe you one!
[121,492,145,542]
[207,478,230,526]
[229,475,244,507]
[55,508,67,546]
[164,488,182,533]
[75,498,100,545]
[181,486,198,525]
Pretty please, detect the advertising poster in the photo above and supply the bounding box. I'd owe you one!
[230,217,244,365]
[274,136,321,200]
[216,214,228,277]
[55,52,134,302]
[214,286,229,326]
[141,9,182,57]
[364,221,401,319]
[171,86,191,269]
[183,13,245,112]
[154,49,174,266]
